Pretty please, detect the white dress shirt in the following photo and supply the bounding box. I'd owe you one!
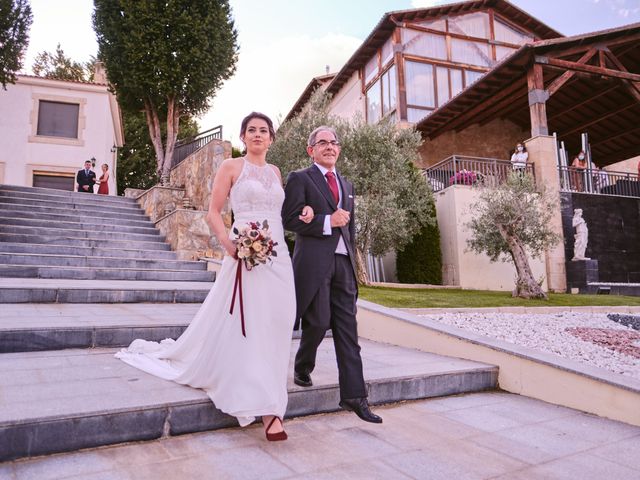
[314,162,348,255]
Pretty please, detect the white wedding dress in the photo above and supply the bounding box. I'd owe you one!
[116,160,296,426]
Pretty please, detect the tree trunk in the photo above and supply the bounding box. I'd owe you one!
[498,225,547,299]
[162,95,180,180]
[144,99,165,182]
[355,247,370,286]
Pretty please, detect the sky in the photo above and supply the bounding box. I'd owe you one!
[22,0,640,146]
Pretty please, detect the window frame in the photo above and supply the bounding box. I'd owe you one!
[29,94,86,146]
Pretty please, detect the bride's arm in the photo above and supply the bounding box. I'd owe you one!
[206,160,239,257]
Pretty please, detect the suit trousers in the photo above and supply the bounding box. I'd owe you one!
[294,254,367,399]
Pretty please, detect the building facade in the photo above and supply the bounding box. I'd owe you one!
[0,66,124,194]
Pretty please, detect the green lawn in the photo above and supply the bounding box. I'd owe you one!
[359,286,640,308]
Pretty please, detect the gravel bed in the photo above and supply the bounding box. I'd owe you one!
[420,312,640,381]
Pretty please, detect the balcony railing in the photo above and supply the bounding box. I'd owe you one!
[171,125,223,169]
[423,155,535,193]
[559,165,640,198]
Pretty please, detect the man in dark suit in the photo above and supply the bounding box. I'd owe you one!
[76,160,96,193]
[282,126,382,424]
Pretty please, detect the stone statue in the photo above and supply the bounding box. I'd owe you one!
[572,209,590,261]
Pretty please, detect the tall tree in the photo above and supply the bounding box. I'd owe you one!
[466,173,560,299]
[32,43,87,81]
[93,0,238,182]
[269,90,436,284]
[0,0,32,89]
[117,109,199,194]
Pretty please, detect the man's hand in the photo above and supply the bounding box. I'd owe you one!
[299,205,314,224]
[330,208,350,228]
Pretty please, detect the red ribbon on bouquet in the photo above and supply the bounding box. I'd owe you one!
[229,258,246,337]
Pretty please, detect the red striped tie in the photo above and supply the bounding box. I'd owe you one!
[325,171,339,204]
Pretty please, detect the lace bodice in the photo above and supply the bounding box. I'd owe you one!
[230,159,284,217]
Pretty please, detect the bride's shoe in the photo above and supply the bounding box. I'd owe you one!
[264,416,288,442]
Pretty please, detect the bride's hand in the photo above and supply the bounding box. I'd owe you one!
[223,239,237,258]
[299,205,314,223]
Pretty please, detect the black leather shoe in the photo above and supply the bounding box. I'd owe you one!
[339,397,383,424]
[294,372,312,387]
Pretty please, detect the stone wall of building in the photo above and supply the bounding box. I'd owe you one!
[155,209,227,261]
[417,118,528,168]
[136,185,185,223]
[169,139,231,210]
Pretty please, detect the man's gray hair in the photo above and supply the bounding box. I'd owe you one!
[307,125,340,147]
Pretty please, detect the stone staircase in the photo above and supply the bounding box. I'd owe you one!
[0,303,499,462]
[0,184,214,303]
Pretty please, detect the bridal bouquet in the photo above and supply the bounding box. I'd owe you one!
[232,220,278,270]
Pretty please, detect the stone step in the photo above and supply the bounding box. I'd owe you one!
[0,304,308,353]
[0,242,178,260]
[0,252,206,271]
[0,207,155,228]
[0,232,172,251]
[0,224,166,243]
[0,201,149,222]
[0,339,498,461]
[0,216,159,236]
[0,278,212,303]
[0,264,215,281]
[0,184,137,206]
[0,195,144,216]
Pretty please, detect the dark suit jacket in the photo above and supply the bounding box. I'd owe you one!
[282,165,357,321]
[76,169,96,192]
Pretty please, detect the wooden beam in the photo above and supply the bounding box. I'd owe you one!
[527,63,549,136]
[561,101,636,137]
[547,84,619,121]
[393,29,408,122]
[535,55,640,82]
[590,125,640,147]
[546,47,598,97]
[602,50,640,103]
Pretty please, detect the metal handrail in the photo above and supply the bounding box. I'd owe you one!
[558,165,640,198]
[171,125,223,169]
[422,155,535,193]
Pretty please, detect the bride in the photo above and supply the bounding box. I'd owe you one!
[116,112,312,441]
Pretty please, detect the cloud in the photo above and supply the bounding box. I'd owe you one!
[590,0,640,18]
[199,33,361,146]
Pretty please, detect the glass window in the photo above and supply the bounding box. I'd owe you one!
[405,61,435,108]
[494,18,534,45]
[465,70,484,87]
[448,12,490,39]
[401,28,447,60]
[436,67,449,107]
[36,101,79,138]
[451,38,491,66]
[364,55,378,85]
[417,19,446,31]
[382,65,397,116]
[407,107,431,123]
[381,37,394,66]
[450,68,464,98]
[495,45,518,62]
[366,78,381,124]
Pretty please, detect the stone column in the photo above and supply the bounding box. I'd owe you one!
[526,135,567,292]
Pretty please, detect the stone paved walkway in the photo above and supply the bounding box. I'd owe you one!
[2,391,639,479]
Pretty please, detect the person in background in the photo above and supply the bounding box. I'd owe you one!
[510,142,528,174]
[96,164,110,195]
[571,150,588,192]
[76,160,96,193]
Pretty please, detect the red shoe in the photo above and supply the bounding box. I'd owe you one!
[265,416,288,442]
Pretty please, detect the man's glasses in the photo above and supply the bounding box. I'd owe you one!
[312,140,341,148]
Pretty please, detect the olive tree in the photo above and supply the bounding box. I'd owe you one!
[465,172,559,299]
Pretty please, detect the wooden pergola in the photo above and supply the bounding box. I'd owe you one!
[417,23,640,166]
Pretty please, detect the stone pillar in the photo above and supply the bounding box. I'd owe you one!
[526,135,567,292]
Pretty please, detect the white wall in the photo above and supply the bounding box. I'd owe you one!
[0,75,121,194]
[329,70,365,121]
[435,185,548,291]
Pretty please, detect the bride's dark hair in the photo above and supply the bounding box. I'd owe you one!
[240,112,276,141]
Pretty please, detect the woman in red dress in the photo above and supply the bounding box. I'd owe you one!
[97,163,109,195]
